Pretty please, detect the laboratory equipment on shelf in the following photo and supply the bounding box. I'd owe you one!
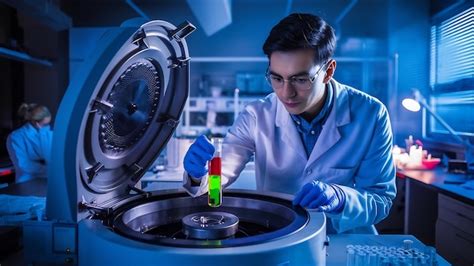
[181,94,261,136]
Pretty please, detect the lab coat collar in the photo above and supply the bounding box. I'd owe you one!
[275,79,351,162]
[307,79,351,163]
[275,95,307,160]
[330,79,351,127]
[275,96,289,128]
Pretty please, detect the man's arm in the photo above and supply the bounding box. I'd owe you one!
[327,105,396,233]
[183,106,256,197]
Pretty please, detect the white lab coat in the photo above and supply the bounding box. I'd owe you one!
[7,123,53,183]
[184,79,396,233]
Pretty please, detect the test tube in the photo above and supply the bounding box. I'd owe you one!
[425,246,438,266]
[354,251,367,266]
[403,239,414,250]
[346,248,355,266]
[367,253,378,266]
[379,255,391,266]
[208,138,223,207]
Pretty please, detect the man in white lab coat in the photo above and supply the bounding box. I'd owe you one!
[183,13,396,234]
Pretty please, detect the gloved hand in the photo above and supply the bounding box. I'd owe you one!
[183,135,215,178]
[292,180,346,213]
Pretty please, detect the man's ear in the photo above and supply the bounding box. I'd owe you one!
[323,59,336,84]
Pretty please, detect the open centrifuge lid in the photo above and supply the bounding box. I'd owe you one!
[46,20,195,222]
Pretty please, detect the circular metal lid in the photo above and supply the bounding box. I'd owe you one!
[182,212,239,240]
[47,20,195,222]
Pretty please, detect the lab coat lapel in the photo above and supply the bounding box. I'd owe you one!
[307,80,351,164]
[275,99,307,160]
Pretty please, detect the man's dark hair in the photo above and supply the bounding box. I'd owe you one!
[263,13,336,65]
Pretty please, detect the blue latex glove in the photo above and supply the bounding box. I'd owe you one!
[183,135,215,178]
[292,180,346,213]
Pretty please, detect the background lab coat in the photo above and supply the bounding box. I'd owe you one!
[184,79,396,233]
[7,123,53,183]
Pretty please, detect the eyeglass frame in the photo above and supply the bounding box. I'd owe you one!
[265,60,330,91]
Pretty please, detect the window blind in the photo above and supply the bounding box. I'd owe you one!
[430,7,474,87]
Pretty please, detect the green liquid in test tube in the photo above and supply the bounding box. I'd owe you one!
[208,138,223,207]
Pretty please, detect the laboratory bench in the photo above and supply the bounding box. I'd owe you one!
[398,167,474,266]
[0,178,47,197]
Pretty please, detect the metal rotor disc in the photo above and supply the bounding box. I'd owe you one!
[182,212,239,240]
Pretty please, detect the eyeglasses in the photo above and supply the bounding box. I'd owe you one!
[265,61,329,91]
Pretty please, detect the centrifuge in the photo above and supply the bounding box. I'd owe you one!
[24,19,328,265]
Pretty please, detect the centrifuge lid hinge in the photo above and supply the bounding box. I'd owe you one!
[169,21,196,42]
[79,200,113,220]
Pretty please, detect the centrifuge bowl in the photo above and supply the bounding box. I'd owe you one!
[111,190,311,248]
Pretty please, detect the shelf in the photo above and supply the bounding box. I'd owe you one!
[187,96,261,112]
[0,47,53,67]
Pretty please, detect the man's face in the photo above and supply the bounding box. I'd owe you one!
[268,49,330,120]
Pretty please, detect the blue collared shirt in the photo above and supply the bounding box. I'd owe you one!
[290,86,333,157]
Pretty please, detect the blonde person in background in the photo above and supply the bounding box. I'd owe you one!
[7,103,53,183]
